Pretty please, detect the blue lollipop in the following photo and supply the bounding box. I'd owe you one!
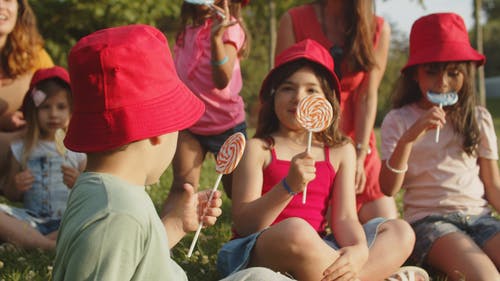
[426,91,458,143]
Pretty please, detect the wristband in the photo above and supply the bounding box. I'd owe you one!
[385,159,408,174]
[281,178,297,196]
[211,55,229,66]
[356,143,371,154]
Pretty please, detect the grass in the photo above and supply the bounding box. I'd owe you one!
[1,98,499,281]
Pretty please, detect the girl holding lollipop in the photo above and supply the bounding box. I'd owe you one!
[218,39,424,281]
[380,13,500,280]
[166,0,250,202]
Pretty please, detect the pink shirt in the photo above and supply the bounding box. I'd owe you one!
[381,104,498,223]
[262,147,336,233]
[174,19,245,135]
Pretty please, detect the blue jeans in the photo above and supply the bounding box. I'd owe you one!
[410,212,500,265]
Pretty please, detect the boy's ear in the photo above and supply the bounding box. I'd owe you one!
[149,136,161,146]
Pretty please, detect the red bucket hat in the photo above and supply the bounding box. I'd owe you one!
[260,39,341,103]
[402,12,485,72]
[21,66,71,115]
[65,24,205,153]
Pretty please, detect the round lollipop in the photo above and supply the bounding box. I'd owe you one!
[184,0,225,19]
[426,91,458,143]
[187,132,246,257]
[296,94,333,204]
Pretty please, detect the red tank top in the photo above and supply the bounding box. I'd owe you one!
[261,146,336,234]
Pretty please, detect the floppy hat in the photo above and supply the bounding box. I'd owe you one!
[402,12,485,72]
[260,39,341,103]
[21,66,70,114]
[65,24,205,153]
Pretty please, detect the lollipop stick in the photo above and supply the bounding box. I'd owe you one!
[435,104,443,143]
[187,173,223,257]
[302,131,312,204]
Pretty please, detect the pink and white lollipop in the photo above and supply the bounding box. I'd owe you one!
[296,94,333,204]
[188,132,246,257]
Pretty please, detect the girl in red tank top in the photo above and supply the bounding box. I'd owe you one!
[218,40,421,281]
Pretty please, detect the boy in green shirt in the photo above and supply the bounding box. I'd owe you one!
[52,24,293,281]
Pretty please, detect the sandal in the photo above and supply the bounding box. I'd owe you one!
[386,266,430,281]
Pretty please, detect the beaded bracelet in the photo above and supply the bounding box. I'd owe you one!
[211,55,229,66]
[281,178,298,196]
[385,159,408,174]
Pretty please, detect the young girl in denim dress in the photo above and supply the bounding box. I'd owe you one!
[380,13,500,280]
[0,66,86,250]
[167,0,250,201]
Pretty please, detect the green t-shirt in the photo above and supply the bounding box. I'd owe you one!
[52,172,187,281]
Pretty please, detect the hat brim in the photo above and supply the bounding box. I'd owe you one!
[402,42,485,72]
[65,82,204,153]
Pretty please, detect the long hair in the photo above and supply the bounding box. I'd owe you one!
[21,79,72,167]
[176,1,250,58]
[1,0,44,78]
[319,0,376,72]
[392,62,480,155]
[256,59,348,148]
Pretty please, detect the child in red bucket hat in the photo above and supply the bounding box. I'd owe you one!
[380,13,500,280]
[0,66,86,250]
[52,24,292,281]
[218,39,417,281]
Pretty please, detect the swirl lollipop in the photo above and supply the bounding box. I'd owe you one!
[184,0,226,19]
[187,132,246,257]
[426,91,458,143]
[296,94,333,204]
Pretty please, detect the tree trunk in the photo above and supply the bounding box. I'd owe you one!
[475,0,486,106]
[269,1,276,70]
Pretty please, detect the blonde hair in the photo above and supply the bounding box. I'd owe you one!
[1,0,45,78]
[20,79,72,167]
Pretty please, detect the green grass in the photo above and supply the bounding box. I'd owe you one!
[1,99,500,281]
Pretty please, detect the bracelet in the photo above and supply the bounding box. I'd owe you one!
[210,55,229,66]
[281,178,298,196]
[385,159,408,174]
[356,143,371,154]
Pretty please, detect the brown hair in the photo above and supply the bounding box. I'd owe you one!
[21,79,72,167]
[256,59,348,147]
[176,1,250,58]
[392,62,480,155]
[1,0,45,78]
[319,0,376,72]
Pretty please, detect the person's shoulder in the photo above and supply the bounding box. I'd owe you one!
[246,137,270,153]
[330,141,355,161]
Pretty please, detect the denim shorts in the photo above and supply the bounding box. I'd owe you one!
[191,122,247,154]
[217,217,387,277]
[0,204,60,235]
[409,212,500,265]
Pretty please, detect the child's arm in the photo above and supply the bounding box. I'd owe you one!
[210,0,239,89]
[162,184,222,248]
[380,106,446,196]
[479,157,500,213]
[325,143,368,277]
[231,139,313,237]
[3,150,32,201]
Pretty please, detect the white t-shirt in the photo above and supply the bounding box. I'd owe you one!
[381,104,498,223]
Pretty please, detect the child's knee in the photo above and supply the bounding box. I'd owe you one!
[381,219,416,249]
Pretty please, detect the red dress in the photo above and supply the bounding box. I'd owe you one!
[289,4,385,210]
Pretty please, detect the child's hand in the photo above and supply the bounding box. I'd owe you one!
[179,184,222,233]
[210,0,237,39]
[61,165,80,189]
[14,169,34,192]
[285,152,316,194]
[402,106,446,143]
[322,246,367,281]
[354,161,366,194]
[0,111,26,131]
